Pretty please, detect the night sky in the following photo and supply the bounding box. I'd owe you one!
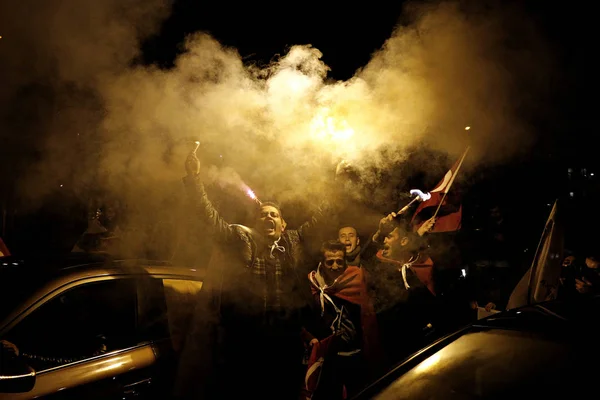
[139,1,595,161]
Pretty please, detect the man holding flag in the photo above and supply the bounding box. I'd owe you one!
[410,147,470,234]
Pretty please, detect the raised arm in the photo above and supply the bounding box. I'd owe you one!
[297,160,355,241]
[183,149,237,243]
[296,202,330,242]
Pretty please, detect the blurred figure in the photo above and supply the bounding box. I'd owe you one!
[575,253,600,295]
[71,201,123,254]
[558,252,579,300]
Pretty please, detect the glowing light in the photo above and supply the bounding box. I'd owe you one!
[310,108,355,142]
[465,126,471,130]
[246,188,257,200]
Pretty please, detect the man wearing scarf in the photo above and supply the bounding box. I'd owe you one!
[180,152,328,399]
[302,240,381,400]
[369,215,439,366]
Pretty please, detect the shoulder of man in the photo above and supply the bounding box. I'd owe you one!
[283,229,301,247]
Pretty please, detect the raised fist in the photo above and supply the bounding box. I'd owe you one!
[185,143,201,176]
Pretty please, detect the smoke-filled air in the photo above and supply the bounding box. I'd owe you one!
[0,0,552,256]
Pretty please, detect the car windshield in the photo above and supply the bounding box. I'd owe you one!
[373,329,598,399]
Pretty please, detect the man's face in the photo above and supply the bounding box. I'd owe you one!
[257,205,284,240]
[322,250,347,281]
[586,257,599,269]
[382,227,408,260]
[338,227,360,253]
[562,256,575,267]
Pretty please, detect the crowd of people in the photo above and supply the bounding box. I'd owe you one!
[53,147,600,400]
[172,150,499,400]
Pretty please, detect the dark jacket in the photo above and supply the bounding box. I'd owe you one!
[182,174,326,321]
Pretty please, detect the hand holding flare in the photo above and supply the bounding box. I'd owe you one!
[185,141,201,176]
[397,189,431,215]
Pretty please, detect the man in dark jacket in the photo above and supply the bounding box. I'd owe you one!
[178,149,328,399]
[367,214,439,366]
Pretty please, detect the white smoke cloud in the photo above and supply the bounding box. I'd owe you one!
[0,0,553,253]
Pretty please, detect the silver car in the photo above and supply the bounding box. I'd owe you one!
[0,253,203,399]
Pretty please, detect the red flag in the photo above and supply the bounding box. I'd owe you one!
[0,237,10,257]
[411,148,469,233]
[302,334,336,399]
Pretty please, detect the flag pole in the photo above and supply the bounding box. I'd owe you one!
[432,146,470,220]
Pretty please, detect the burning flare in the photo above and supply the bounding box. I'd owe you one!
[243,185,262,205]
[310,108,355,142]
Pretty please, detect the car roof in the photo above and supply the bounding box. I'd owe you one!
[353,297,600,399]
[0,252,203,279]
[0,253,204,334]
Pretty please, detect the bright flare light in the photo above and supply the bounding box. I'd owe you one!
[243,185,262,205]
[310,108,355,142]
[465,126,471,130]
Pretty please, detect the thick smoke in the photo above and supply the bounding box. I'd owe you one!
[0,0,552,256]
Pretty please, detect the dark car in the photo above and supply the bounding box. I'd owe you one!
[354,297,600,399]
[0,253,203,399]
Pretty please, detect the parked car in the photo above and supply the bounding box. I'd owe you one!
[353,296,600,399]
[0,253,203,399]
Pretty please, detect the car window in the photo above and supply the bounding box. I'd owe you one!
[373,329,599,399]
[3,278,138,372]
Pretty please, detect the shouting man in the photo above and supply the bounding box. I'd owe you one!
[338,226,380,269]
[179,148,330,399]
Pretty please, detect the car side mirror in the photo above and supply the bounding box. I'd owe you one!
[0,342,36,393]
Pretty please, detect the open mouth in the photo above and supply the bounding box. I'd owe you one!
[263,219,275,233]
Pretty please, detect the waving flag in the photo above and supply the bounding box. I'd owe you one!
[411,147,469,233]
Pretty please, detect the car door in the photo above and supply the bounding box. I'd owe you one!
[0,276,159,400]
[135,274,204,398]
